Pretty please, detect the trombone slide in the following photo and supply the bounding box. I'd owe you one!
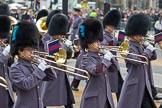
[0,77,8,90]
[32,55,90,80]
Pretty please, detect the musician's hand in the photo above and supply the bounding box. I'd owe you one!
[143,41,151,47]
[65,39,72,47]
[2,45,10,56]
[38,59,49,71]
[104,50,114,61]
[146,44,155,52]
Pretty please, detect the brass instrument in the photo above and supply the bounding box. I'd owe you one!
[144,34,162,50]
[0,42,8,47]
[100,40,148,64]
[34,48,67,64]
[0,76,8,90]
[9,16,18,26]
[9,16,18,34]
[32,49,90,80]
[36,16,47,36]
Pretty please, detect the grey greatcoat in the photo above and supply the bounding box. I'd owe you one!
[70,15,83,41]
[117,40,156,108]
[41,33,75,106]
[101,31,123,93]
[80,52,117,108]
[0,46,14,108]
[9,58,56,108]
[74,50,87,80]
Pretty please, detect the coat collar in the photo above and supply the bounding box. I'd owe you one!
[17,58,32,66]
[129,40,142,47]
[87,51,100,58]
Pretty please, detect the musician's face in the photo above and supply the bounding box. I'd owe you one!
[88,40,101,52]
[105,25,115,34]
[53,35,62,40]
[131,35,143,43]
[18,47,34,59]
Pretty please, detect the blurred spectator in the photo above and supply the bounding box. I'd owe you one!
[154,12,162,34]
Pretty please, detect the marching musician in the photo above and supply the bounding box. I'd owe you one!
[42,13,75,108]
[117,13,157,108]
[41,9,62,52]
[70,4,83,59]
[101,9,123,101]
[9,21,56,108]
[70,4,83,42]
[0,3,14,108]
[79,18,117,108]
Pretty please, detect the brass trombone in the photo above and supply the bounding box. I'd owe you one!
[0,42,8,47]
[31,50,90,80]
[36,16,47,36]
[144,34,162,50]
[100,40,148,64]
[0,76,8,90]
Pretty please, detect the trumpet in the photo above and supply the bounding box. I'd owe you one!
[100,40,148,64]
[0,76,8,90]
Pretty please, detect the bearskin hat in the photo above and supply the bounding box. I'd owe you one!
[36,9,48,21]
[46,9,62,28]
[48,13,69,36]
[125,13,150,37]
[79,18,103,50]
[0,15,11,39]
[103,9,121,28]
[0,3,10,16]
[10,21,39,57]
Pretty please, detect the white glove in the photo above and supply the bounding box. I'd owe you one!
[104,50,114,61]
[102,49,109,55]
[2,45,10,56]
[146,44,155,52]
[38,59,49,71]
[65,39,72,47]
[143,41,151,47]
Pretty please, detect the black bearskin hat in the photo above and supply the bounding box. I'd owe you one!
[0,3,10,16]
[79,18,103,50]
[10,21,39,57]
[21,13,30,21]
[36,9,48,21]
[125,13,150,37]
[46,9,62,28]
[0,15,11,39]
[103,9,121,28]
[48,13,69,36]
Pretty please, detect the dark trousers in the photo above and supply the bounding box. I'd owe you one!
[151,85,158,98]
[104,99,111,108]
[116,71,124,101]
[8,96,13,108]
[141,87,157,108]
[71,79,80,88]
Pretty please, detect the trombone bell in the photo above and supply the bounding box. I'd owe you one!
[36,16,47,35]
